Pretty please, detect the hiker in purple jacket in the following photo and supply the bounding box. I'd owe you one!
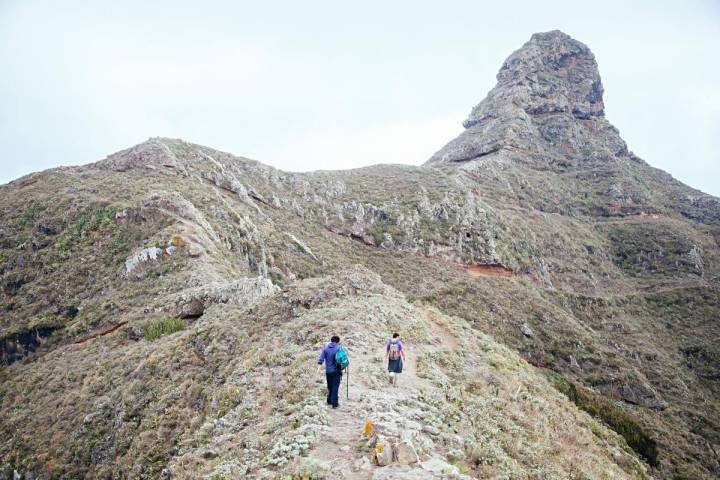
[385,333,406,386]
[316,335,343,408]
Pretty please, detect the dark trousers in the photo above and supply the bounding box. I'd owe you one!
[326,370,342,407]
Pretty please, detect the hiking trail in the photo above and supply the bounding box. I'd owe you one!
[306,311,468,479]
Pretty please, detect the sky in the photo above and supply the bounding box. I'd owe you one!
[1,0,719,197]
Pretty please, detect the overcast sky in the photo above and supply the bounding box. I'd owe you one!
[1,0,719,196]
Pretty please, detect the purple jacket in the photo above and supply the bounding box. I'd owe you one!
[318,342,340,372]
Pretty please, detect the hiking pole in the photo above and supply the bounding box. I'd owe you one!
[346,366,349,400]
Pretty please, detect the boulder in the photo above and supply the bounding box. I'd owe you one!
[520,323,535,337]
[393,440,419,464]
[614,381,667,410]
[375,441,393,466]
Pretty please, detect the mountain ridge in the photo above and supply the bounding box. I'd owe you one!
[1,31,719,479]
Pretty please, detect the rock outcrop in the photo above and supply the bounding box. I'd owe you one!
[164,277,279,318]
[426,30,629,168]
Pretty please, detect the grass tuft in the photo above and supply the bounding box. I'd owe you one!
[143,318,188,341]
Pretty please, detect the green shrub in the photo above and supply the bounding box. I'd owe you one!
[546,370,580,403]
[546,371,658,466]
[143,318,188,341]
[55,205,118,257]
[591,402,658,467]
[15,202,42,229]
[586,375,615,387]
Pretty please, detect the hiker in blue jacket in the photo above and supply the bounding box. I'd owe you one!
[316,335,343,408]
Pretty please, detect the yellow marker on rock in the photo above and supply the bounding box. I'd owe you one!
[363,420,374,438]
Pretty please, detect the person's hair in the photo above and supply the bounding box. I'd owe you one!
[392,333,399,338]
[331,335,340,343]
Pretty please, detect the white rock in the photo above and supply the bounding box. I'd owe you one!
[569,355,580,370]
[125,246,164,277]
[375,435,394,466]
[394,440,419,464]
[520,323,534,337]
[420,457,460,476]
[164,276,279,318]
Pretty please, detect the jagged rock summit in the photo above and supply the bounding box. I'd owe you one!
[426,30,629,167]
[492,30,605,121]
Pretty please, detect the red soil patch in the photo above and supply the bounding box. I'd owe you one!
[74,321,128,344]
[462,263,515,278]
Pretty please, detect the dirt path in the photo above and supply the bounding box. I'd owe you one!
[305,313,462,479]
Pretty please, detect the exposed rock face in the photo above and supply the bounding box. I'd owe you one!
[426,30,628,167]
[164,277,279,318]
[614,379,668,410]
[125,246,164,278]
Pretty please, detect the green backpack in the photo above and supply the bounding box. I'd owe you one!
[335,346,349,371]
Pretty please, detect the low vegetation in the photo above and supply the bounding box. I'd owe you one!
[0,136,717,478]
[143,318,188,341]
[546,371,658,466]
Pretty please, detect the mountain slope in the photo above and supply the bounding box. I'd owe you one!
[1,31,719,479]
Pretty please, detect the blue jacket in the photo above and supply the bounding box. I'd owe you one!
[318,342,340,373]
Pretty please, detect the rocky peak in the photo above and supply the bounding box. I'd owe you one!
[427,30,626,167]
[481,30,604,124]
[95,137,183,172]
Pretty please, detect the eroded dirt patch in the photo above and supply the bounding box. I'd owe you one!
[462,263,515,278]
[74,320,129,344]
